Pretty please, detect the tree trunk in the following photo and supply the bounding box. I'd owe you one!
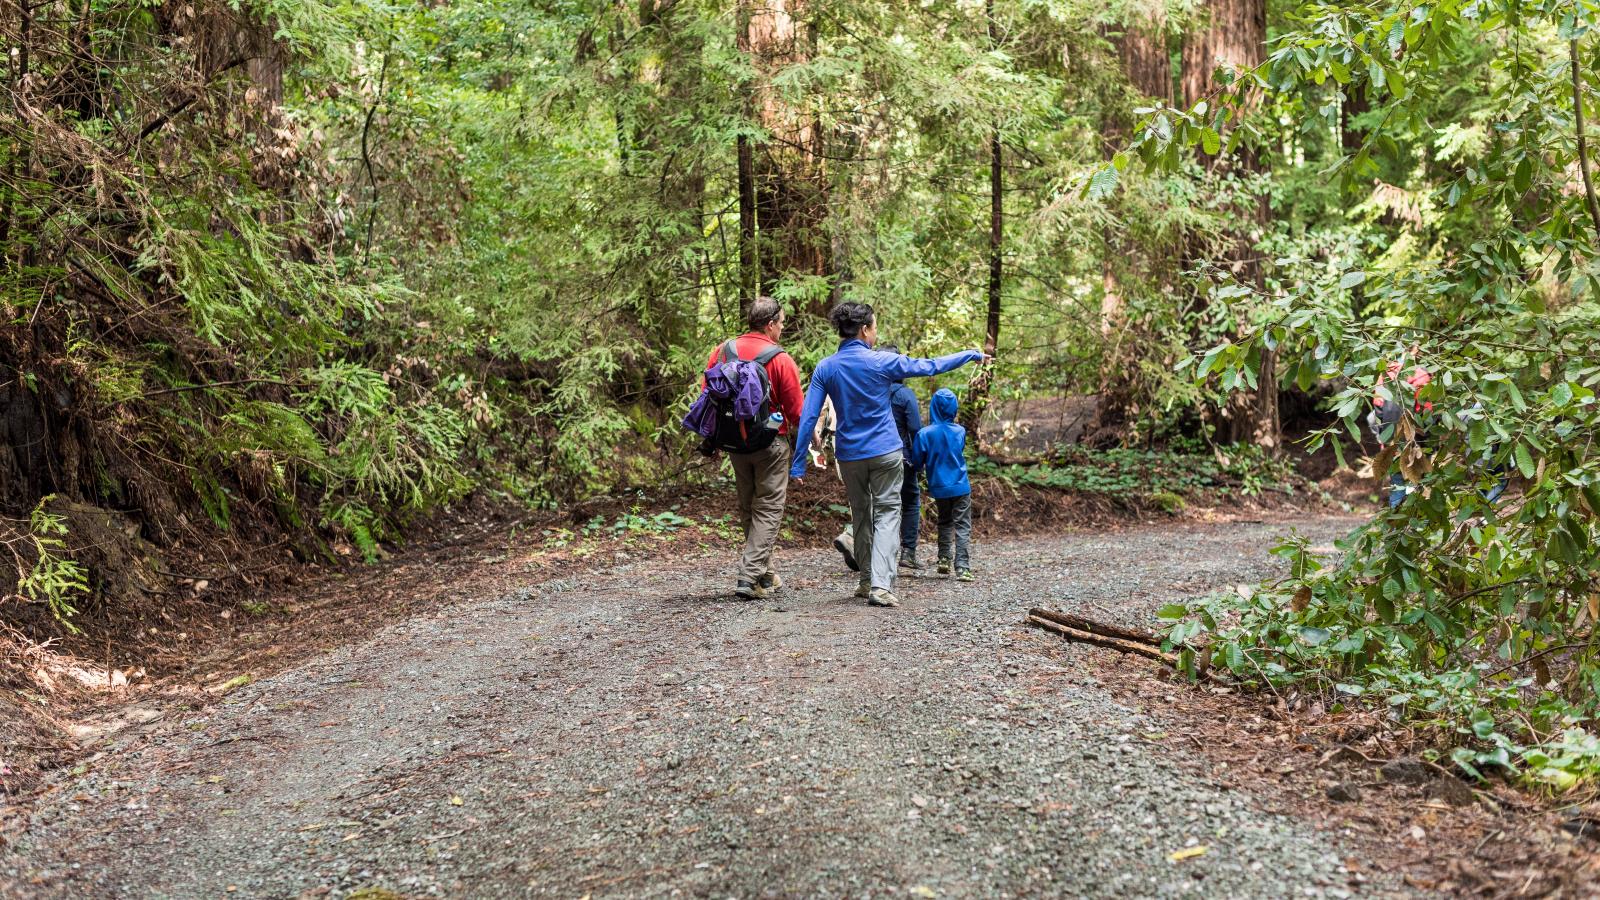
[960,0,1003,440]
[1181,0,1278,451]
[1086,3,1172,447]
[743,0,830,314]
[985,130,1002,359]
[737,133,758,306]
[1119,0,1171,104]
[1180,0,1263,110]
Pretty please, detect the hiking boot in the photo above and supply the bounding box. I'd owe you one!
[759,572,782,592]
[867,587,901,608]
[834,535,859,572]
[936,557,952,575]
[956,568,975,583]
[735,580,769,601]
[854,580,872,599]
[899,548,924,570]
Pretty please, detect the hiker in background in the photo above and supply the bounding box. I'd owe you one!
[827,349,925,572]
[1368,358,1432,508]
[691,297,803,600]
[790,302,987,608]
[910,388,975,581]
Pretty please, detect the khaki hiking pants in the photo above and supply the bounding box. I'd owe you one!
[839,451,904,592]
[729,437,791,584]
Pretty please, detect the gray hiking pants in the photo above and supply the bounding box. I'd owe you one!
[935,493,972,570]
[729,437,790,583]
[839,451,904,592]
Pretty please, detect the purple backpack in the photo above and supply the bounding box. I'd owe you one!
[682,339,784,454]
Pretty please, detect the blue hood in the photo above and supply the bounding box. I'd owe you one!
[930,388,958,424]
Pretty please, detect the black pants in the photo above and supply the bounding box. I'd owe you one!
[935,494,972,569]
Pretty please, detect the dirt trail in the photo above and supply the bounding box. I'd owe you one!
[2,516,1401,898]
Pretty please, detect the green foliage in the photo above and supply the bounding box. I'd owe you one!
[4,498,90,631]
[1131,0,1600,784]
[973,442,1294,500]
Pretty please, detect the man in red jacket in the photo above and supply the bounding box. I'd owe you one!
[708,297,804,600]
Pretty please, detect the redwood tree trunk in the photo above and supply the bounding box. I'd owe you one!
[1119,0,1171,104]
[1181,0,1278,451]
[1180,0,1263,110]
[743,0,830,313]
[1086,3,1172,447]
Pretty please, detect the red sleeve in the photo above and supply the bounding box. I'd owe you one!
[703,344,722,389]
[769,352,804,430]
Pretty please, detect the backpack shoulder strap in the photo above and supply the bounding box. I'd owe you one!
[720,339,742,364]
[752,344,784,366]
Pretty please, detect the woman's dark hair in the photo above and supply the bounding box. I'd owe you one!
[746,296,783,330]
[828,302,875,339]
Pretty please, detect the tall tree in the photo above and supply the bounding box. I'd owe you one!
[959,0,1004,439]
[1085,1,1173,446]
[743,0,831,312]
[1119,0,1171,104]
[1180,0,1278,450]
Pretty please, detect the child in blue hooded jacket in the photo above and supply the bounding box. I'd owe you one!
[909,388,973,581]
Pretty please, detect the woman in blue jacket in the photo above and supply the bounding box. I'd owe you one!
[790,303,986,607]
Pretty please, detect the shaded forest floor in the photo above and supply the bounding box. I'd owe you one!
[2,492,1598,895]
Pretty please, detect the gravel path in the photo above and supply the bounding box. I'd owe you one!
[2,516,1387,898]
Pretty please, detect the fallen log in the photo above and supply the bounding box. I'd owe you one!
[1028,607,1158,646]
[1025,615,1177,666]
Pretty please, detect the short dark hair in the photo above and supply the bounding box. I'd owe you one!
[829,302,875,339]
[746,297,783,331]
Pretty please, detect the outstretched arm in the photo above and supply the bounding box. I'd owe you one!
[883,349,985,381]
[790,377,828,479]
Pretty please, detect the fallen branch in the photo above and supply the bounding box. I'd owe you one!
[1026,614,1177,666]
[1028,607,1158,645]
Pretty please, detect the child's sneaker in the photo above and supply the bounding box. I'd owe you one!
[956,568,974,582]
[936,557,952,575]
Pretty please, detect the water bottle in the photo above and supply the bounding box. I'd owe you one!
[765,411,784,430]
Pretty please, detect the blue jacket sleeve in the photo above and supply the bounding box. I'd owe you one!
[909,429,927,469]
[883,349,983,381]
[789,376,828,478]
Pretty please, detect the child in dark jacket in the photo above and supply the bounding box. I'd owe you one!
[909,388,973,581]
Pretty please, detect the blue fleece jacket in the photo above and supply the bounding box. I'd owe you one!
[890,382,921,459]
[790,341,983,478]
[909,388,971,499]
